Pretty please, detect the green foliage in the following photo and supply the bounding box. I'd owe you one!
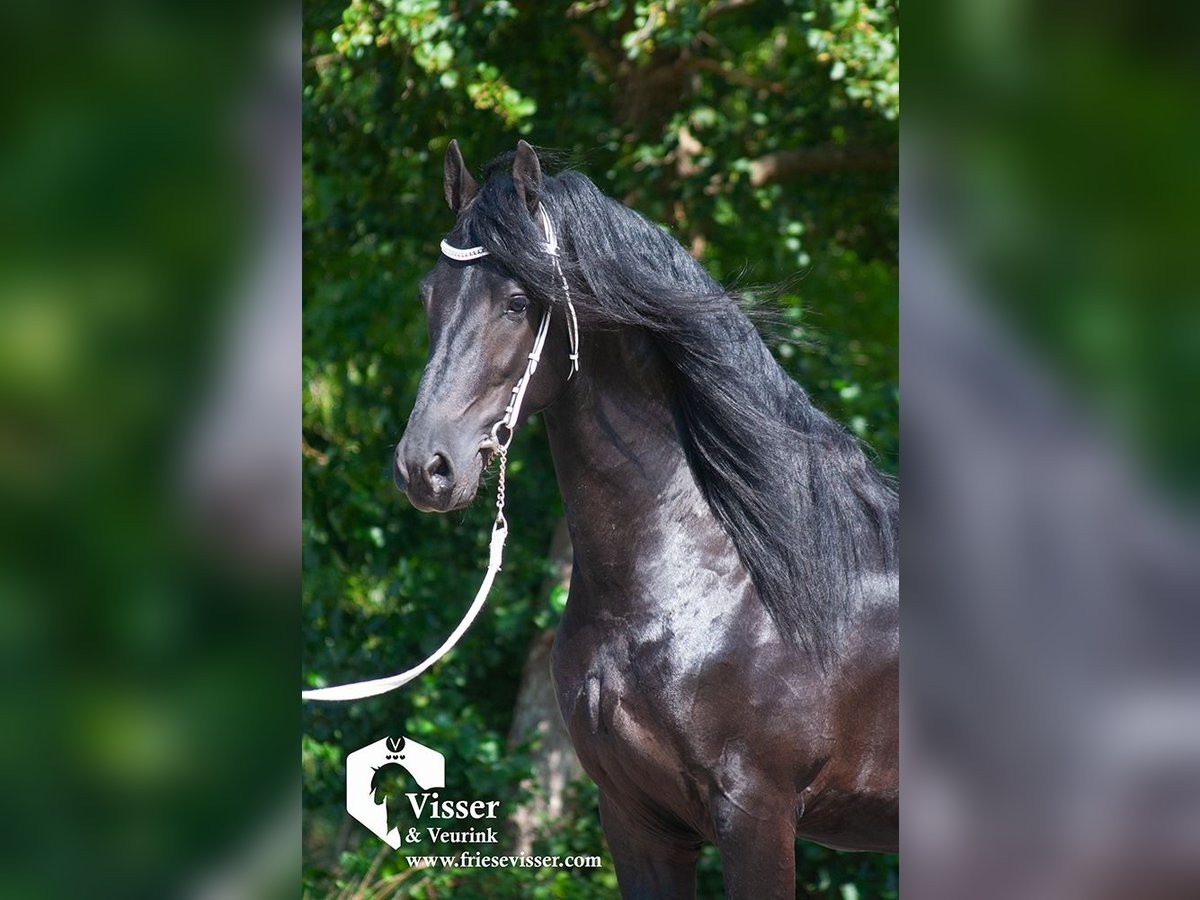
[303,0,897,895]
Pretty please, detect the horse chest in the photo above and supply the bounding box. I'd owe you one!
[553,624,699,803]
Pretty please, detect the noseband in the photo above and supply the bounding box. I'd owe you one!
[302,205,579,702]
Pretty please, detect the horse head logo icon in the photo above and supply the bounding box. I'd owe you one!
[346,735,445,848]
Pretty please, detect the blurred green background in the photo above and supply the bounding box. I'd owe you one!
[0,2,298,898]
[301,1,898,897]
[904,0,1200,498]
[902,2,1200,898]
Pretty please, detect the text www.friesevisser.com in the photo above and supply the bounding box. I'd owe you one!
[404,853,603,869]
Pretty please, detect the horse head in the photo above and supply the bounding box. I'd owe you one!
[394,139,575,513]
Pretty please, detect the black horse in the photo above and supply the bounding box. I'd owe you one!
[395,140,898,898]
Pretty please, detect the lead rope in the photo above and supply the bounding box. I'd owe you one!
[301,442,511,702]
[303,206,571,702]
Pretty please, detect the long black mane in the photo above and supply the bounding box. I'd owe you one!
[453,154,898,662]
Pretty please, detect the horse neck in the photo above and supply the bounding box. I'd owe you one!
[542,327,709,595]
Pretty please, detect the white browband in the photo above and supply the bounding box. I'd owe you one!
[438,243,490,261]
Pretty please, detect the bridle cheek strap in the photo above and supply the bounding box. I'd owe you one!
[439,205,579,381]
[490,302,552,453]
[302,205,578,703]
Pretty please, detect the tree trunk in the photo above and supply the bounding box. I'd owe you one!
[506,517,584,855]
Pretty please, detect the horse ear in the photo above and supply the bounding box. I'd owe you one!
[512,140,542,216]
[443,139,478,213]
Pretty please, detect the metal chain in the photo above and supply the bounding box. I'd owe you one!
[493,445,508,533]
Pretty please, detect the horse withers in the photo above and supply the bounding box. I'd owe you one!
[394,140,899,898]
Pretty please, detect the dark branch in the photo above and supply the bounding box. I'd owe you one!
[749,146,895,185]
[686,57,784,93]
[702,0,757,21]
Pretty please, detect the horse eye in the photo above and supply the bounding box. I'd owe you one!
[506,295,528,315]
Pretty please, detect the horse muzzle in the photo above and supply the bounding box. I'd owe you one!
[395,440,484,513]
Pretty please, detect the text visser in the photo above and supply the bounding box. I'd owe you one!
[407,792,501,820]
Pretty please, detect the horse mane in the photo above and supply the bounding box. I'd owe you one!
[455,153,898,663]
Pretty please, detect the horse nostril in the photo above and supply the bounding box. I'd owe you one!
[425,452,453,485]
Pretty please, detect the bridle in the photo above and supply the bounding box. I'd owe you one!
[450,205,580,454]
[302,204,578,702]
